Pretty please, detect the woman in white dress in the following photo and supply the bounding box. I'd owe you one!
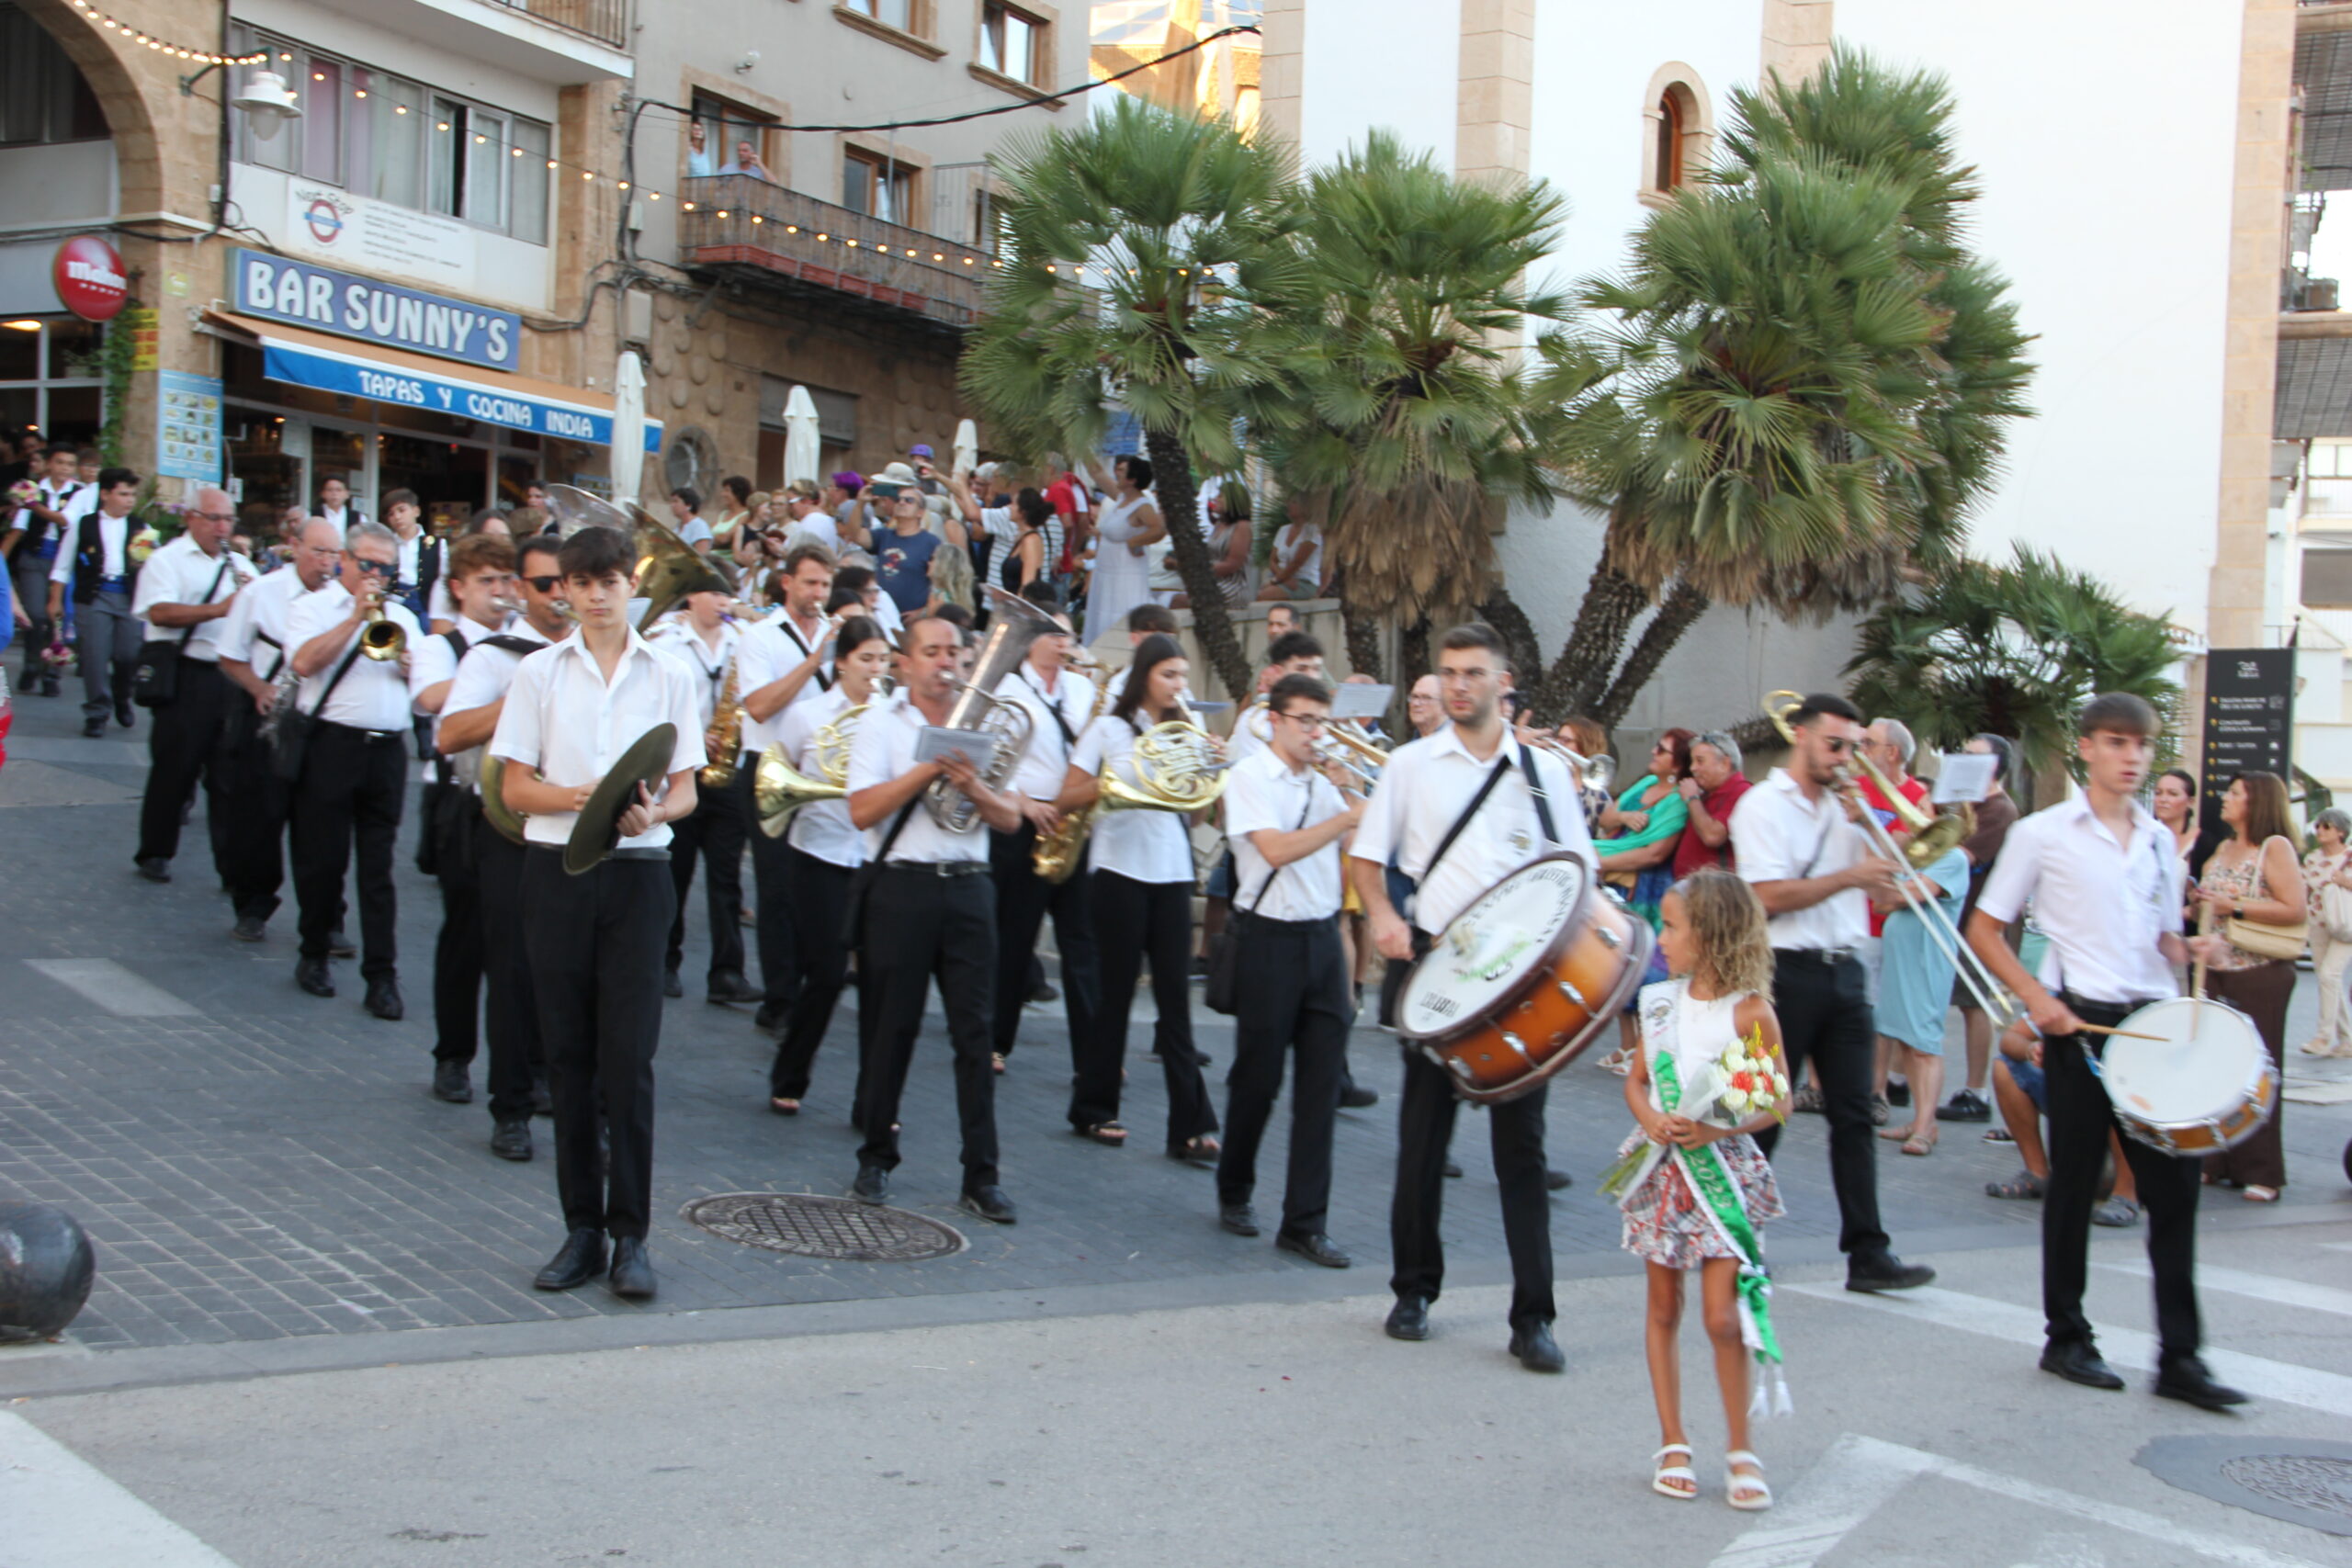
[1080,455,1164,639]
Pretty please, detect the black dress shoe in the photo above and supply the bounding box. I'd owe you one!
[752,1001,786,1036]
[1275,1230,1351,1269]
[490,1119,533,1161]
[1509,1320,1566,1373]
[231,915,266,942]
[294,957,335,998]
[364,977,404,1021]
[1545,1167,1573,1191]
[849,1163,890,1204]
[960,1185,1018,1224]
[1219,1202,1261,1237]
[531,1078,553,1117]
[2155,1356,2251,1410]
[1846,1255,1936,1293]
[1340,1083,1379,1110]
[431,1062,472,1103]
[706,969,762,1006]
[115,699,133,728]
[662,969,684,999]
[607,1236,656,1300]
[1385,1296,1431,1341]
[134,855,171,884]
[1029,978,1058,1004]
[327,930,356,958]
[1442,1160,1464,1179]
[532,1227,606,1290]
[2040,1340,2125,1390]
[82,718,106,738]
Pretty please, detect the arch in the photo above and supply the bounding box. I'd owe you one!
[1638,61,1715,209]
[12,0,170,215]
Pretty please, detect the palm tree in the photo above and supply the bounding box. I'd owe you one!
[1263,132,1571,676]
[1532,46,2035,728]
[959,98,1297,696]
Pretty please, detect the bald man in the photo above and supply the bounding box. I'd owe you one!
[130,487,256,883]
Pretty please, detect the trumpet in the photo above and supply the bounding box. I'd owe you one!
[1521,733,1615,795]
[1310,734,1382,788]
[357,581,405,661]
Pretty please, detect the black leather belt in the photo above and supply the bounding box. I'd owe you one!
[1773,946,1858,967]
[883,860,989,877]
[319,719,403,742]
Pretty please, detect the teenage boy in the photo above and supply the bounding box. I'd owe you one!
[46,465,143,736]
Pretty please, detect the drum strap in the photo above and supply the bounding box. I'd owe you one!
[1515,739,1560,848]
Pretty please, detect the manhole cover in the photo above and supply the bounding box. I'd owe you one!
[680,1193,965,1262]
[2137,1437,2352,1537]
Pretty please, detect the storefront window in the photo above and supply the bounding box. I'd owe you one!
[0,313,103,447]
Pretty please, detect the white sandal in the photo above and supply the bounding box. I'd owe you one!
[1725,1450,1772,1511]
[1652,1443,1698,1500]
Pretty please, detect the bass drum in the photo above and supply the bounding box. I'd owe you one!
[1396,852,1651,1104]
[2099,996,2277,1156]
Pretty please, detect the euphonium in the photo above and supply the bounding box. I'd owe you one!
[753,704,863,838]
[921,586,1047,831]
[700,654,745,789]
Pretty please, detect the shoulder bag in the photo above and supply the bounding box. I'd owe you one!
[1204,789,1315,1016]
[2223,835,2309,960]
[840,799,920,952]
[132,556,231,707]
[270,643,364,784]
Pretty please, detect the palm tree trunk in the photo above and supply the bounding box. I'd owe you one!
[1342,604,1385,681]
[1476,588,1543,691]
[1141,426,1252,700]
[1532,557,1650,725]
[1593,581,1710,729]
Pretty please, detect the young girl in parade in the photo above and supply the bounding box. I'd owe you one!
[1616,868,1789,1511]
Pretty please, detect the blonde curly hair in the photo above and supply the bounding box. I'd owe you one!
[1668,867,1773,998]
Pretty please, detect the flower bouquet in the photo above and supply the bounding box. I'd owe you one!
[1600,1024,1789,1199]
[6,479,38,511]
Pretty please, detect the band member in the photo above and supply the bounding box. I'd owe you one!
[766,615,888,1114]
[130,486,251,884]
[989,586,1101,1075]
[285,522,424,1018]
[409,536,519,1104]
[218,520,340,942]
[737,541,840,1032]
[1729,693,1935,1294]
[436,536,571,1159]
[1351,623,1592,1371]
[1227,630,1326,767]
[1965,694,2246,1408]
[650,588,760,1005]
[315,476,364,542]
[1058,634,1221,1165]
[1217,672,1362,1268]
[843,614,1024,1223]
[492,525,704,1300]
[6,442,88,695]
[47,466,144,737]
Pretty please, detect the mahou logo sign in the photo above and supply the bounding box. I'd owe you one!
[53,235,129,322]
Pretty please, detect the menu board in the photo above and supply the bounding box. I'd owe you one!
[154,369,223,483]
[2199,648,2294,834]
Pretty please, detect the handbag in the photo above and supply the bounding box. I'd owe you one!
[132,557,231,707]
[270,644,363,784]
[2222,836,2308,960]
[2323,880,2352,945]
[1204,792,1314,1016]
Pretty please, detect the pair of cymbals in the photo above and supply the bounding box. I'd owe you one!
[563,723,678,874]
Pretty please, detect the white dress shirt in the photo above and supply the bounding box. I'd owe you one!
[442,623,555,791]
[316,504,359,543]
[786,512,840,554]
[51,511,131,584]
[390,530,428,592]
[1975,793,2185,1005]
[1729,768,1871,951]
[1071,713,1197,886]
[779,685,865,868]
[650,620,743,732]
[1224,748,1346,921]
[8,477,93,543]
[131,536,251,662]
[1000,660,1097,801]
[1227,702,1270,767]
[1351,724,1597,934]
[737,613,834,762]
[216,566,312,678]
[284,584,424,732]
[845,690,989,864]
[489,632,706,852]
[408,615,505,777]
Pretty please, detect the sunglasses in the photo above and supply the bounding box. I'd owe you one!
[351,557,395,575]
[523,574,561,593]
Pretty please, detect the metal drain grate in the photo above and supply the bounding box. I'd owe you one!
[680,1192,966,1262]
[2137,1437,2352,1537]
[2220,1454,2352,1519]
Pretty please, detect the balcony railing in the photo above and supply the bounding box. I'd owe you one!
[488,0,628,51]
[679,175,996,331]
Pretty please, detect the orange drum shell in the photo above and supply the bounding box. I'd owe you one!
[1419,887,1651,1105]
[2113,1058,2279,1157]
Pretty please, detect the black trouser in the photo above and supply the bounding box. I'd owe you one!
[74,589,140,724]
[666,765,749,982]
[219,699,289,922]
[1218,912,1350,1237]
[522,848,673,1238]
[989,822,1101,1066]
[749,807,800,1009]
[2044,992,2204,1362]
[476,817,543,1122]
[1753,948,1891,1265]
[770,846,853,1100]
[290,722,406,978]
[136,657,231,868]
[430,784,483,1066]
[1072,870,1217,1146]
[10,556,53,683]
[856,867,1000,1186]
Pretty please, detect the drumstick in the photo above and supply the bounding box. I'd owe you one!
[2190,901,2212,1032]
[2074,1023,2165,1043]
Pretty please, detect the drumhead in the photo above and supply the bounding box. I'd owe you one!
[1396,854,1589,1042]
[2100,997,2266,1122]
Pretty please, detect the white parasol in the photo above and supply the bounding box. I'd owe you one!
[951,417,978,479]
[783,385,821,488]
[610,350,646,505]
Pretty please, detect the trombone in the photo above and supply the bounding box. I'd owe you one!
[1762,691,2013,1026]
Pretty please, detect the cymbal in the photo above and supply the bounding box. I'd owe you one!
[563,723,679,875]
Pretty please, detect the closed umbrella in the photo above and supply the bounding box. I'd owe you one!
[951,417,978,479]
[611,350,646,506]
[782,386,821,488]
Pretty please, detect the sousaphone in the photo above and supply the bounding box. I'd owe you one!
[538,483,732,630]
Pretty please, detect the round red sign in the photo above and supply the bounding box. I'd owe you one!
[52,235,128,322]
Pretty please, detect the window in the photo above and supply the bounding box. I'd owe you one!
[231,28,551,243]
[0,4,106,147]
[689,91,778,181]
[844,0,913,30]
[1654,91,1687,192]
[0,315,104,450]
[1640,70,1711,203]
[980,2,1041,84]
[843,152,916,223]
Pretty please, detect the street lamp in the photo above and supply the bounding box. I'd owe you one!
[179,62,302,140]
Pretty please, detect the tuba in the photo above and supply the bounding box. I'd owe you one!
[540,484,732,632]
[752,704,863,838]
[920,586,1048,832]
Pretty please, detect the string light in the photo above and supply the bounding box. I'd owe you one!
[69,0,266,62]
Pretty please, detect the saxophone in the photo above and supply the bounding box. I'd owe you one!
[1031,673,1109,884]
[699,649,745,788]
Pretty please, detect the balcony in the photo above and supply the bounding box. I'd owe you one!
[302,0,632,83]
[679,175,998,333]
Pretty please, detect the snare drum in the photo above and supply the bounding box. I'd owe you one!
[1396,852,1651,1104]
[2096,996,2278,1156]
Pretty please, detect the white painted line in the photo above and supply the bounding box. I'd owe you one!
[0,1409,242,1567]
[2096,1258,2352,1319]
[1710,1433,2330,1568]
[1786,1282,2352,1418]
[21,959,198,1018]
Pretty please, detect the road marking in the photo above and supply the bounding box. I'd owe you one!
[21,959,198,1018]
[2095,1258,2352,1319]
[0,1409,242,1566]
[1709,1433,2330,1568]
[1786,1282,2352,1418]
